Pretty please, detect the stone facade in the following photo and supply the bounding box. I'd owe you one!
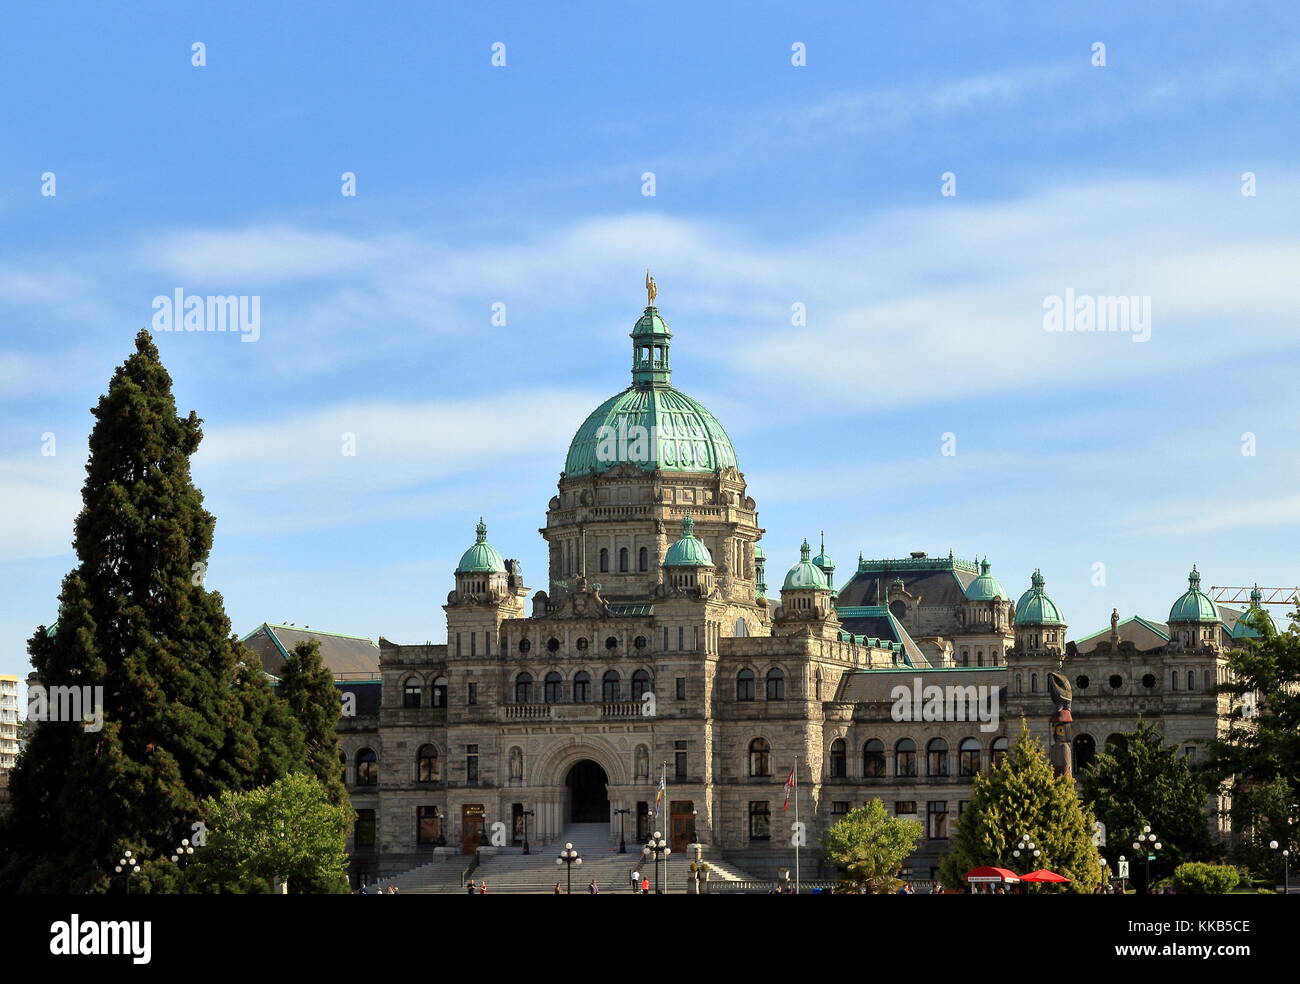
[333,298,1246,886]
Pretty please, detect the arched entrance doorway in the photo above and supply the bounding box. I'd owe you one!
[566,759,610,823]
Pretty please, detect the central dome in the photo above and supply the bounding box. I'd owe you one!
[563,300,738,476]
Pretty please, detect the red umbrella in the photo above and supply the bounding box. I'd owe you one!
[965,866,1020,883]
[1020,869,1070,883]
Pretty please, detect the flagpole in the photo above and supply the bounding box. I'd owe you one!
[794,755,800,895]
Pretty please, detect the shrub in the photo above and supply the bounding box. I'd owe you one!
[1171,862,1240,894]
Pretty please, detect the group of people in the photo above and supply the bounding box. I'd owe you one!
[466,880,488,893]
[546,874,653,894]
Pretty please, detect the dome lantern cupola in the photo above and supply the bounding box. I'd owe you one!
[783,539,830,592]
[456,518,506,574]
[812,531,836,595]
[1169,565,1221,650]
[1013,568,1067,655]
[965,557,1010,602]
[663,513,715,593]
[631,272,672,388]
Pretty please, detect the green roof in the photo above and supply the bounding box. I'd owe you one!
[783,539,830,591]
[663,515,715,567]
[1168,566,1218,622]
[1014,569,1065,626]
[456,518,506,574]
[964,558,1009,602]
[563,302,738,476]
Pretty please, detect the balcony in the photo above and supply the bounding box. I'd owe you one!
[502,701,646,723]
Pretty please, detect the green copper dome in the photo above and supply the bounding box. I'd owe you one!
[1233,586,1276,638]
[563,303,739,476]
[663,515,714,567]
[1014,569,1065,626]
[1169,565,1219,623]
[456,518,506,574]
[965,558,1009,602]
[783,539,830,591]
[812,531,835,572]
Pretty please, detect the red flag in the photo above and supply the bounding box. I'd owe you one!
[782,766,795,811]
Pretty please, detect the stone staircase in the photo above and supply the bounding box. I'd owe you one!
[383,823,758,894]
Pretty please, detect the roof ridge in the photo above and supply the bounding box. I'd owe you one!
[262,623,377,644]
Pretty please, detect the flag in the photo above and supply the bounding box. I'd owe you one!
[782,766,796,811]
[653,774,665,818]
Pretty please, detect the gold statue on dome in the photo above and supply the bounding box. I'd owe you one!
[645,271,658,306]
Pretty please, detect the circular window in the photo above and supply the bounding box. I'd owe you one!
[1142,673,1156,689]
[605,636,619,651]
[1108,674,1122,689]
[519,638,531,654]
[634,635,647,650]
[575,637,588,650]
[1075,675,1089,689]
[547,637,560,653]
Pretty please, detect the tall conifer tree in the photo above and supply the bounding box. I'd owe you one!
[1,330,297,892]
[277,640,348,807]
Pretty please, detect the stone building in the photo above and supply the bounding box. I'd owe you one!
[305,294,1255,886]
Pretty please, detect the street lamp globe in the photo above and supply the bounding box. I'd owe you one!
[1271,840,1280,850]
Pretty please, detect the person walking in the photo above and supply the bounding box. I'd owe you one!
[640,876,650,895]
[553,882,562,894]
[630,870,641,894]
[478,880,488,894]
[588,879,599,895]
[466,880,476,895]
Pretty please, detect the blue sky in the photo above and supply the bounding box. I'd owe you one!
[3,1,1299,688]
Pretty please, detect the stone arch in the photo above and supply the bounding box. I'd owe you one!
[534,736,630,789]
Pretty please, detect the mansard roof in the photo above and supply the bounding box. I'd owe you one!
[242,622,381,680]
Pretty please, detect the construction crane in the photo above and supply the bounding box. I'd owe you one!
[1210,586,1300,605]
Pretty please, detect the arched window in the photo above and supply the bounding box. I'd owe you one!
[339,751,347,784]
[519,638,531,654]
[544,671,562,703]
[991,737,1009,767]
[927,737,949,777]
[958,738,981,776]
[602,670,621,702]
[631,669,652,699]
[547,637,560,653]
[432,676,447,707]
[1171,671,1179,690]
[639,547,648,572]
[605,636,619,651]
[734,617,749,638]
[417,744,440,783]
[829,738,847,777]
[619,547,629,572]
[863,739,885,777]
[1073,733,1096,772]
[749,737,771,777]
[573,671,591,702]
[736,669,756,701]
[356,748,378,787]
[1015,674,1023,694]
[765,667,785,700]
[509,746,524,782]
[635,744,650,780]
[599,548,609,573]
[1106,733,1128,752]
[1204,669,1212,689]
[895,738,917,777]
[1031,673,1038,692]
[1187,670,1195,691]
[960,649,970,667]
[514,672,533,704]
[402,677,422,708]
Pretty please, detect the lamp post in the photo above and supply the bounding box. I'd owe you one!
[1117,855,1128,894]
[645,831,671,894]
[169,838,194,865]
[555,842,582,894]
[614,808,630,853]
[522,809,533,855]
[1132,825,1162,894]
[115,850,141,894]
[1011,834,1040,893]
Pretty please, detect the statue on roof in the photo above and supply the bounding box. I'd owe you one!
[645,271,658,306]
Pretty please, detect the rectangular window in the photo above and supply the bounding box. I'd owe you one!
[456,633,462,657]
[895,801,916,816]
[678,626,684,650]
[470,632,476,656]
[675,677,686,700]
[832,801,850,818]
[927,801,948,840]
[467,682,478,705]
[675,740,687,780]
[466,744,479,784]
[417,806,440,845]
[354,809,376,848]
[748,801,771,841]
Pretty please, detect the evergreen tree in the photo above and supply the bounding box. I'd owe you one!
[276,640,348,806]
[938,722,1102,893]
[0,330,298,892]
[1080,721,1216,889]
